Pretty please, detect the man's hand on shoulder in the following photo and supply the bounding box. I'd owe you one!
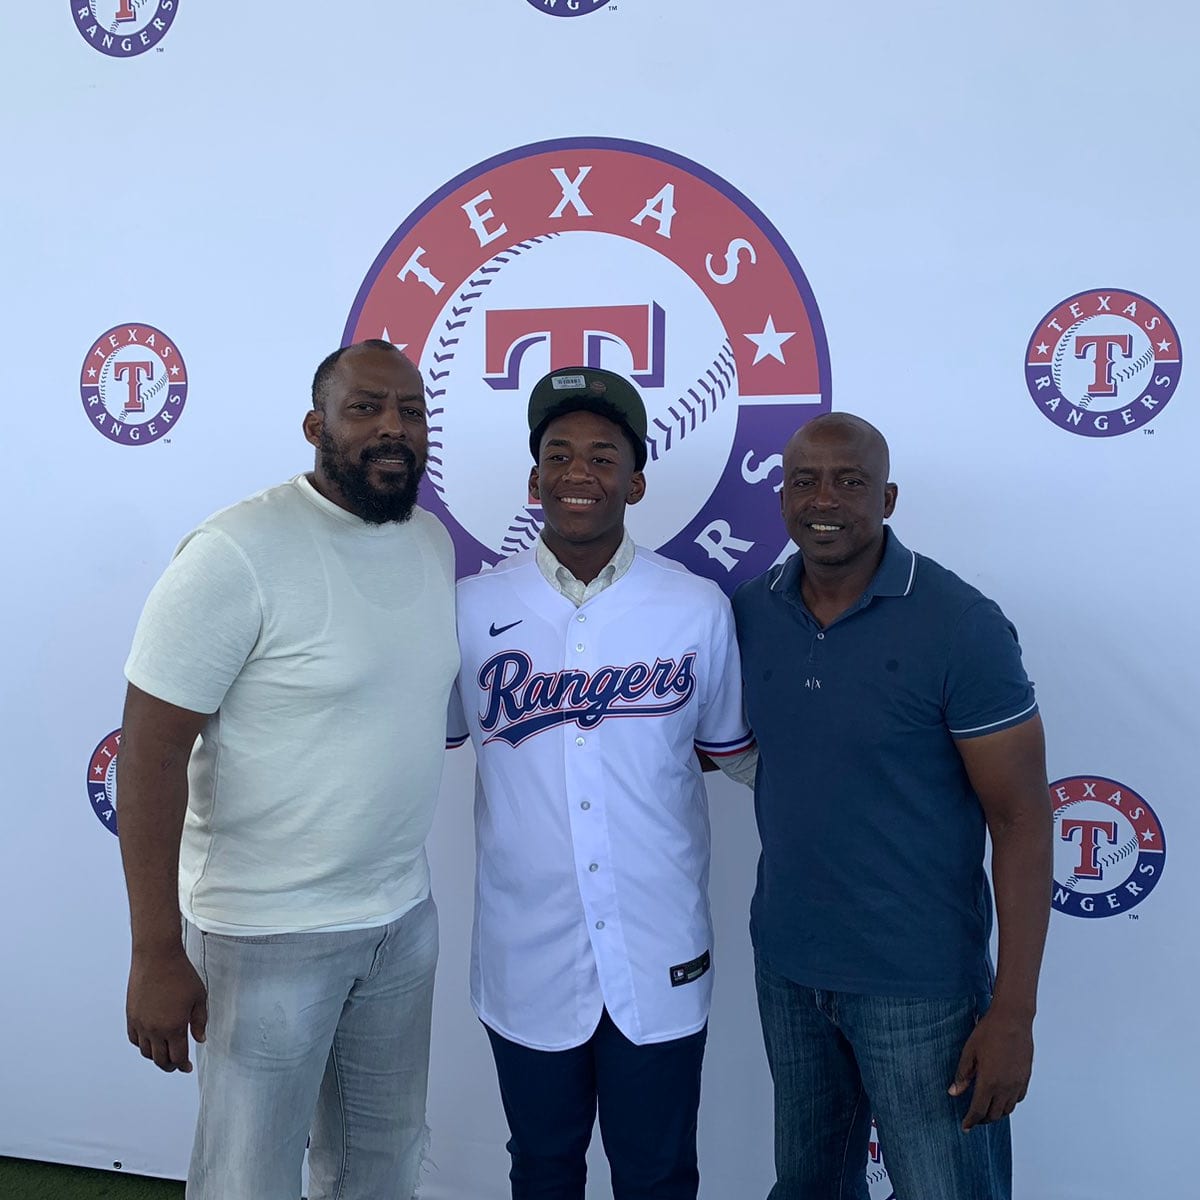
[949,1002,1034,1131]
[126,945,208,1073]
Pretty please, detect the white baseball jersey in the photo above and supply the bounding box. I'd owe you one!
[448,544,753,1050]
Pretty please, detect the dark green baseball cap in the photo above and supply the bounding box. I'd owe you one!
[527,366,648,468]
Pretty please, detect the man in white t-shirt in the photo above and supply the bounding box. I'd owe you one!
[448,366,754,1200]
[118,339,459,1200]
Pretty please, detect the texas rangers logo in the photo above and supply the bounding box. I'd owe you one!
[479,651,696,746]
[80,323,188,445]
[1051,775,1166,917]
[87,729,121,836]
[1025,289,1181,437]
[344,137,830,594]
[525,0,607,15]
[867,1121,896,1200]
[70,1,179,57]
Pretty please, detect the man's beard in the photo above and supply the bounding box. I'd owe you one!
[318,431,423,525]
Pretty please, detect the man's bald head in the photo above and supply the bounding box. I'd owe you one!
[784,413,890,480]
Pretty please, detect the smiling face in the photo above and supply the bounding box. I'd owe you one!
[530,409,645,564]
[303,343,428,524]
[781,415,898,572]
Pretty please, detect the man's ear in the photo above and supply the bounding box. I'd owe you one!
[528,466,540,504]
[883,481,898,518]
[302,408,324,450]
[626,471,646,506]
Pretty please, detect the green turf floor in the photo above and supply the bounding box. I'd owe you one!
[0,1158,184,1198]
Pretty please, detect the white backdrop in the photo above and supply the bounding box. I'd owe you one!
[1,3,1196,1198]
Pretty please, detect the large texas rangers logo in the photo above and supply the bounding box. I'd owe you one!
[87,729,121,836]
[343,137,830,594]
[70,1,179,57]
[1025,289,1181,437]
[1051,775,1166,917]
[80,323,188,445]
[526,0,607,13]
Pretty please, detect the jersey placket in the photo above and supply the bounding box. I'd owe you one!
[562,602,635,1029]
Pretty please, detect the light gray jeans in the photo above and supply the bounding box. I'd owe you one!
[183,896,438,1200]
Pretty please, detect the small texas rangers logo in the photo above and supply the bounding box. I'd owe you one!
[1052,775,1166,917]
[866,1120,896,1200]
[344,136,830,595]
[70,1,180,57]
[87,729,121,836]
[526,0,608,15]
[80,323,188,445]
[1025,289,1181,437]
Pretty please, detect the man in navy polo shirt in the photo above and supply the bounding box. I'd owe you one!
[732,413,1051,1200]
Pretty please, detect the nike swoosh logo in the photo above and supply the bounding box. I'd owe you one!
[489,620,523,637]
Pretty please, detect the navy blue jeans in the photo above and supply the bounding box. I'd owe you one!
[755,955,1011,1200]
[485,1009,707,1200]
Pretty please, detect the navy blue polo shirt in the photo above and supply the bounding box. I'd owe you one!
[731,528,1037,998]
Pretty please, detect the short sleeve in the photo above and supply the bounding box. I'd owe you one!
[446,677,469,749]
[945,599,1037,739]
[124,528,264,714]
[694,593,755,756]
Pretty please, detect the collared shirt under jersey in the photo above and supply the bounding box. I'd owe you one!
[732,527,1037,998]
[450,539,754,1049]
[535,527,637,605]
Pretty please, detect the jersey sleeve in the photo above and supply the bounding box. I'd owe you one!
[446,677,470,749]
[124,528,264,714]
[694,593,755,757]
[945,598,1038,739]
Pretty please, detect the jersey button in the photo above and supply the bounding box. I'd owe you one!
[817,633,825,640]
[588,863,599,872]
[576,614,586,623]
[580,800,591,810]
[575,643,585,652]
[595,920,605,930]
[575,736,585,746]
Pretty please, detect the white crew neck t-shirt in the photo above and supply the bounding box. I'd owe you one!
[125,475,459,934]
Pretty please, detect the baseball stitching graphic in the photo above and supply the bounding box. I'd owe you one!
[343,137,831,591]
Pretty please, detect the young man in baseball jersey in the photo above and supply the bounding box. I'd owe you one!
[448,366,754,1200]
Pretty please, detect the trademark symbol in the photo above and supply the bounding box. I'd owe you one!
[1128,913,1139,921]
[157,47,164,53]
[163,438,172,445]
[1144,427,1156,436]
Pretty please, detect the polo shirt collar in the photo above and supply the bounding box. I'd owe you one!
[771,526,916,602]
[866,527,917,598]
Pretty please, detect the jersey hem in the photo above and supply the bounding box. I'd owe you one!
[474,1008,709,1051]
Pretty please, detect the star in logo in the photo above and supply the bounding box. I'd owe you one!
[380,327,408,354]
[744,315,795,366]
